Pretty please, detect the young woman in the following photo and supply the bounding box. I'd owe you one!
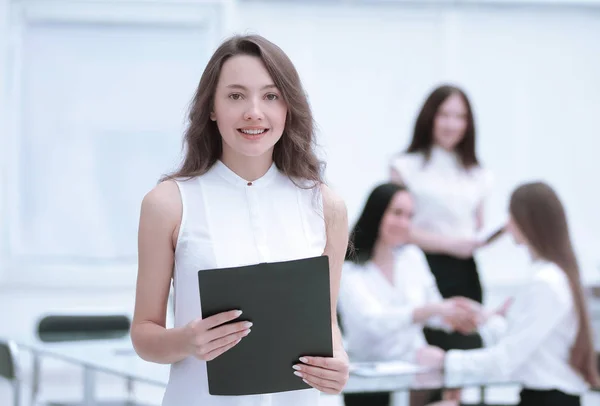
[338,183,480,406]
[417,182,600,406]
[390,85,493,352]
[130,34,350,406]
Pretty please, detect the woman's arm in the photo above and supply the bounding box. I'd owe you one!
[293,184,350,394]
[131,181,249,364]
[390,167,482,258]
[131,181,190,364]
[475,202,485,232]
[390,166,405,185]
[444,280,568,378]
[321,184,349,352]
[409,227,482,259]
[340,267,450,335]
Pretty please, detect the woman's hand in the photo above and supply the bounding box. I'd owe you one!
[416,345,446,369]
[439,297,480,334]
[183,310,252,361]
[495,297,514,317]
[292,348,349,394]
[479,296,514,324]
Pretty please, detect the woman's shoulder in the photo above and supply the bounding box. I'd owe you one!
[390,151,424,169]
[320,183,348,224]
[397,244,429,266]
[532,261,573,305]
[390,152,425,184]
[140,180,183,231]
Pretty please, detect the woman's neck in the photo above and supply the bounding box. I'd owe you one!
[221,147,274,182]
[371,239,396,284]
[432,142,457,155]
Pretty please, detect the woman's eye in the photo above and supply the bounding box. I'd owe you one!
[229,93,242,100]
[265,93,279,101]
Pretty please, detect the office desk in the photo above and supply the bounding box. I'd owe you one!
[3,336,513,405]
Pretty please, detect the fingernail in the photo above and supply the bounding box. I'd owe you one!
[242,329,251,336]
[244,322,253,328]
[292,365,301,371]
[299,357,308,363]
[302,379,309,385]
[235,310,243,316]
[293,371,303,377]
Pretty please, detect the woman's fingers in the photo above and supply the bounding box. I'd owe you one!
[300,376,340,394]
[197,328,250,356]
[293,363,338,381]
[201,337,242,361]
[293,356,348,394]
[204,320,253,343]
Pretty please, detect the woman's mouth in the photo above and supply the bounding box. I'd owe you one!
[238,128,269,140]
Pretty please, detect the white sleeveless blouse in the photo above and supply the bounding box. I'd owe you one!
[162,160,327,406]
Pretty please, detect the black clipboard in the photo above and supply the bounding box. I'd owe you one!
[197,255,333,396]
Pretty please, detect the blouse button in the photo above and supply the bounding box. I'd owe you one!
[247,182,253,186]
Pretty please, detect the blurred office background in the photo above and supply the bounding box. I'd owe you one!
[0,0,599,404]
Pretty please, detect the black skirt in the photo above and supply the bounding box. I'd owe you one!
[518,389,580,406]
[423,253,483,351]
[343,392,390,406]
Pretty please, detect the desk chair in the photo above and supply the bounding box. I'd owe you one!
[32,314,148,406]
[0,339,21,406]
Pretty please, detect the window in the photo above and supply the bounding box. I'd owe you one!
[2,1,227,287]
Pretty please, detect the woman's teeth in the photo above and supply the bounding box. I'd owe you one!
[240,129,266,135]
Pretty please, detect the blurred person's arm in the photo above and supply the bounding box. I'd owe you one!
[340,266,452,338]
[408,227,482,259]
[390,166,483,258]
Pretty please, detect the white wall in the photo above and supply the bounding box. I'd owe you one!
[1,0,600,339]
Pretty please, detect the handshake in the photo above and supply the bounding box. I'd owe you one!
[436,296,513,335]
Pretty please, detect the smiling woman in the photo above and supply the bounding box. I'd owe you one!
[130,34,350,406]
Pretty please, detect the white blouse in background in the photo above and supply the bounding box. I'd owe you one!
[446,260,589,395]
[338,244,450,363]
[390,145,492,239]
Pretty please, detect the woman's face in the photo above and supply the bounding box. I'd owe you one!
[378,191,413,247]
[432,93,469,151]
[210,54,288,161]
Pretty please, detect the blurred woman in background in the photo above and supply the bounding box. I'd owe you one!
[418,181,599,406]
[338,183,480,406]
[390,84,494,353]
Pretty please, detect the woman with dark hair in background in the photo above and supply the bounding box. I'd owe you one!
[390,85,494,354]
[338,183,479,406]
[417,181,599,406]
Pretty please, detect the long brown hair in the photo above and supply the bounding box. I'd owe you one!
[510,182,599,387]
[162,34,323,186]
[405,84,479,169]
